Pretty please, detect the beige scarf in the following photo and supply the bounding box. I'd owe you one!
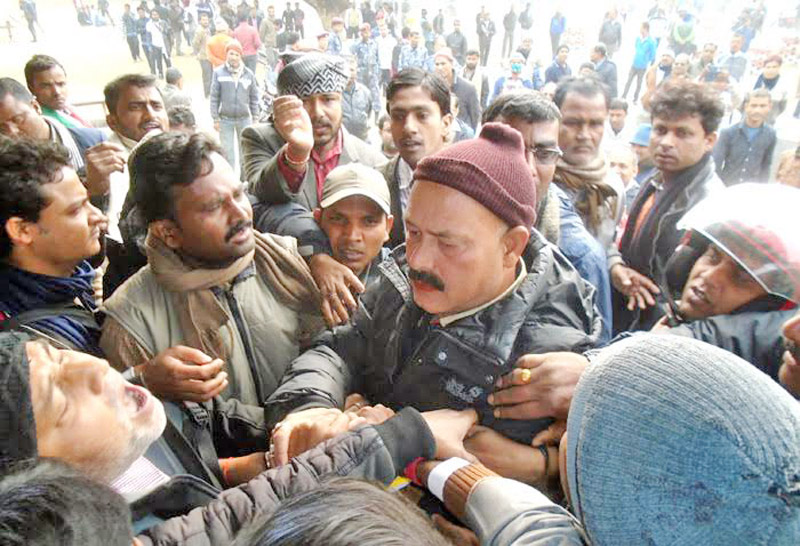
[145,231,321,361]
[554,156,619,235]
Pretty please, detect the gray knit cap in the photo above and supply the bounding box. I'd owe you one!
[277,53,349,98]
[567,334,800,544]
[0,331,37,466]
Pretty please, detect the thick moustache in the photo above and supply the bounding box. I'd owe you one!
[409,268,446,292]
[225,221,252,242]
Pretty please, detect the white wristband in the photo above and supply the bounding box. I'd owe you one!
[427,457,470,501]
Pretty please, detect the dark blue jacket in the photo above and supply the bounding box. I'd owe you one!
[545,60,571,84]
[712,121,777,185]
[68,125,106,157]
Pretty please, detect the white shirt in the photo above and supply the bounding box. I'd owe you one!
[147,19,166,49]
[376,34,397,70]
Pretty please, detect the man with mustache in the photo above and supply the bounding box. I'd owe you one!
[100,132,324,455]
[266,123,602,486]
[609,80,725,332]
[242,54,386,323]
[242,53,386,212]
[552,76,625,254]
[103,74,170,246]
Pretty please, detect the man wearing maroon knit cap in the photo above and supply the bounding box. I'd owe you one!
[265,123,601,488]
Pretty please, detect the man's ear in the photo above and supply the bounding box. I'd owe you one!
[501,225,530,268]
[703,130,718,153]
[30,98,42,115]
[384,214,394,243]
[313,207,322,225]
[106,113,119,135]
[440,112,453,141]
[4,217,37,249]
[149,220,182,250]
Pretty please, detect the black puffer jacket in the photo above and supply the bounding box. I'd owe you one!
[267,231,602,443]
[666,308,795,386]
[137,408,434,545]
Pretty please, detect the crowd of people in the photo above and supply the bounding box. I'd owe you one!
[1,0,799,545]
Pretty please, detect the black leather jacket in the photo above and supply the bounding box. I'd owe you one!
[267,232,602,443]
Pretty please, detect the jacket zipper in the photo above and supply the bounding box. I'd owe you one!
[223,286,265,402]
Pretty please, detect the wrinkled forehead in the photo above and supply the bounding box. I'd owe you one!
[407,179,504,235]
[26,340,60,409]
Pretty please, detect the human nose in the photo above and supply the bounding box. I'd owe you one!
[1,123,20,138]
[657,131,676,149]
[406,235,434,272]
[89,202,108,226]
[698,262,727,293]
[62,357,109,395]
[403,114,419,135]
[228,194,250,222]
[305,98,322,120]
[576,122,592,141]
[343,222,363,242]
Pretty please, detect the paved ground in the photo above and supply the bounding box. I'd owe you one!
[2,1,796,178]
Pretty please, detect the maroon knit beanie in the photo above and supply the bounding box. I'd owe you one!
[413,123,537,227]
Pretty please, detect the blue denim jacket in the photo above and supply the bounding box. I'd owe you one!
[555,186,612,343]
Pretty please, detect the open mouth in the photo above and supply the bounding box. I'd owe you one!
[229,226,252,244]
[339,249,364,261]
[141,122,162,132]
[125,384,150,413]
[400,140,422,150]
[689,286,709,306]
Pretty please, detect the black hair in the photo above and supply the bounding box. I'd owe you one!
[235,478,451,546]
[593,42,608,57]
[165,67,182,85]
[609,98,628,112]
[131,131,223,223]
[167,105,196,129]
[386,68,450,116]
[0,458,131,546]
[285,31,300,46]
[650,80,725,134]
[664,231,789,315]
[0,78,33,103]
[483,89,561,125]
[742,88,772,108]
[553,75,610,110]
[103,73,159,113]
[465,48,480,57]
[0,138,70,259]
[23,55,66,91]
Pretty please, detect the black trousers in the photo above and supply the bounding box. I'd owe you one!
[126,34,141,60]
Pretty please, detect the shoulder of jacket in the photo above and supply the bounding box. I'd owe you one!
[102,266,162,314]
